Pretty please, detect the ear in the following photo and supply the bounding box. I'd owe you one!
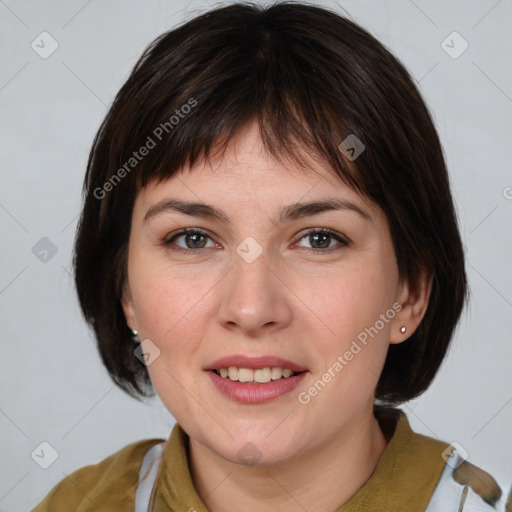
[121,280,138,332]
[389,269,433,344]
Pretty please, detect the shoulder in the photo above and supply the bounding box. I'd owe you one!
[32,438,165,512]
[376,407,506,511]
[425,442,505,511]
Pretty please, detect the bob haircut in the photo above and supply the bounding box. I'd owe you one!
[73,1,468,404]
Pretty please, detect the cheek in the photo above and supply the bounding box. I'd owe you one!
[131,254,197,328]
[130,261,217,362]
[301,262,393,343]
[130,268,211,415]
[297,261,394,401]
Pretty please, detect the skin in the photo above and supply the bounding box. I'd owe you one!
[122,119,431,512]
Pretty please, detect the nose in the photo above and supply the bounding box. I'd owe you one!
[216,246,293,337]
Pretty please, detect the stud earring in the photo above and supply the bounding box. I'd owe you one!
[400,326,406,333]
[130,328,140,343]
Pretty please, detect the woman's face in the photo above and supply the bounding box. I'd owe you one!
[122,120,420,466]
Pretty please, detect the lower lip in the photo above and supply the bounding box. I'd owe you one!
[206,370,308,404]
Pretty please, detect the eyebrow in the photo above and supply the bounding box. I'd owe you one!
[143,197,372,224]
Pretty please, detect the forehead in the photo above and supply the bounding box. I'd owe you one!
[136,120,375,216]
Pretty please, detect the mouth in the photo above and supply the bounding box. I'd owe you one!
[210,367,306,383]
[205,355,309,404]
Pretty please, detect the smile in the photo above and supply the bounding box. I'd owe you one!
[207,369,308,404]
[213,366,297,383]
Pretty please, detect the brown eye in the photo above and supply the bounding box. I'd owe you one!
[295,229,349,252]
[181,232,208,249]
[165,229,215,252]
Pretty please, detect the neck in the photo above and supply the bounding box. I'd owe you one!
[188,404,389,512]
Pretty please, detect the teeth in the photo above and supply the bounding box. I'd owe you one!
[216,366,296,383]
[271,367,284,380]
[238,368,253,382]
[254,368,271,383]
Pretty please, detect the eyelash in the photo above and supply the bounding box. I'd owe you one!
[162,228,350,255]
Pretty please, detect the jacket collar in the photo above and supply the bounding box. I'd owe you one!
[153,406,449,511]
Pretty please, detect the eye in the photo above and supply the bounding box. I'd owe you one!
[294,228,349,253]
[164,228,217,253]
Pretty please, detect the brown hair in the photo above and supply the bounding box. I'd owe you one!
[73,1,468,404]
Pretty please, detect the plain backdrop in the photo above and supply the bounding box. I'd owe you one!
[0,0,511,510]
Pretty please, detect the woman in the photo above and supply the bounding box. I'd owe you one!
[32,2,508,511]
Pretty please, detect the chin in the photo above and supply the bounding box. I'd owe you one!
[211,431,301,468]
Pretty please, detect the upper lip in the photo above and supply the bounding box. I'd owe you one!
[205,355,308,372]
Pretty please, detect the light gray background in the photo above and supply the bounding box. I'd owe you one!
[1,0,511,510]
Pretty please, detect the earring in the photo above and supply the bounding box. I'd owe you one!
[400,326,406,333]
[130,328,140,343]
